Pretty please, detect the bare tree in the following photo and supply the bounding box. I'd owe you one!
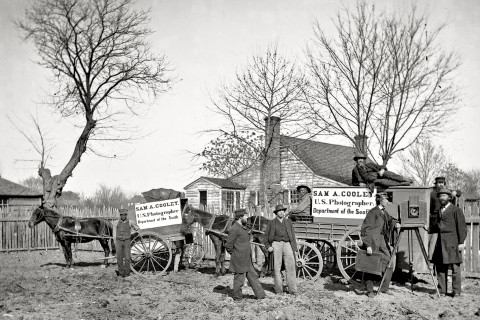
[209,44,312,212]
[20,176,44,194]
[396,139,446,185]
[197,131,263,178]
[306,2,459,165]
[17,0,172,207]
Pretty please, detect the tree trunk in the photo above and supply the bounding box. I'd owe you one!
[39,117,96,208]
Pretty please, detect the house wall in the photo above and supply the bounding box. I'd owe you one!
[184,181,222,213]
[230,147,347,213]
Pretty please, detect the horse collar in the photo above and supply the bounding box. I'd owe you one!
[53,216,64,233]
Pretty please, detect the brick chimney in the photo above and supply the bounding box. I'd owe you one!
[260,116,282,208]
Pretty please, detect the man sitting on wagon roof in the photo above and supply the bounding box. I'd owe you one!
[352,154,412,191]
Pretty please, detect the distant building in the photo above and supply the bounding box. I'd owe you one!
[0,176,43,215]
[184,117,356,214]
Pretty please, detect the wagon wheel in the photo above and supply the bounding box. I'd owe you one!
[336,226,363,283]
[316,240,336,275]
[130,232,172,276]
[295,240,323,282]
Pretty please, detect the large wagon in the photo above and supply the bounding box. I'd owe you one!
[124,188,195,277]
[292,186,433,283]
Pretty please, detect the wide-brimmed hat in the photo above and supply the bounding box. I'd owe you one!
[273,204,287,214]
[434,176,446,184]
[353,154,367,161]
[436,188,452,196]
[119,208,128,215]
[234,208,247,219]
[296,185,311,193]
[375,192,388,199]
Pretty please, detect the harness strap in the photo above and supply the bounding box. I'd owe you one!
[53,216,63,233]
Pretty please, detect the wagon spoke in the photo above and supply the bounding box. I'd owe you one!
[341,246,358,253]
[343,261,356,270]
[138,238,149,253]
[304,265,318,274]
[301,267,306,279]
[150,257,157,274]
[152,256,166,271]
[303,267,313,279]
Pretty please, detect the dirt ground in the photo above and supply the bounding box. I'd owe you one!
[1,250,480,320]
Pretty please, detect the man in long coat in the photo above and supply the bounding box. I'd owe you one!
[225,209,266,300]
[431,188,467,297]
[264,204,298,295]
[359,192,400,297]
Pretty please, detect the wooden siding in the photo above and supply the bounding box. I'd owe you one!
[184,180,222,213]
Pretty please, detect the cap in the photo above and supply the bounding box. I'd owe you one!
[234,208,247,219]
[436,188,452,196]
[434,177,446,184]
[273,204,287,213]
[353,154,367,161]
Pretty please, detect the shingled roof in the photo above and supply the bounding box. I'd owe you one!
[0,177,43,197]
[184,176,245,190]
[280,135,355,185]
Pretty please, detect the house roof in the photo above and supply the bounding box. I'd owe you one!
[280,135,355,185]
[0,177,43,197]
[184,176,245,190]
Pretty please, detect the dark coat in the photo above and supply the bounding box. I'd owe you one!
[225,222,252,273]
[352,166,366,186]
[361,206,397,268]
[264,218,297,253]
[353,162,387,185]
[432,203,467,265]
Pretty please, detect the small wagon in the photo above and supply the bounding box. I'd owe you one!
[124,188,201,277]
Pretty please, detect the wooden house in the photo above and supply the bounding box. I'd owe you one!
[0,176,43,216]
[184,117,357,214]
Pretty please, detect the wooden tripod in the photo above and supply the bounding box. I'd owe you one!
[378,227,440,297]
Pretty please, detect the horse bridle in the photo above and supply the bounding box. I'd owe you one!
[32,208,59,225]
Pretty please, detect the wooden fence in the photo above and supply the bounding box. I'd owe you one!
[2,202,480,273]
[464,200,480,272]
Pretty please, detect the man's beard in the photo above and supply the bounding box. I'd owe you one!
[439,199,449,206]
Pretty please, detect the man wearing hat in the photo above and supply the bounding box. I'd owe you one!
[358,192,400,297]
[289,185,312,219]
[264,204,298,295]
[116,208,140,278]
[430,188,467,297]
[352,154,411,190]
[225,209,266,300]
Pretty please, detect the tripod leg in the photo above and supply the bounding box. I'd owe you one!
[377,229,403,295]
[414,228,440,298]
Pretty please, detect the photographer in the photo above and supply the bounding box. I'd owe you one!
[357,192,400,297]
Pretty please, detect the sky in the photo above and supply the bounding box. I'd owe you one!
[0,0,479,197]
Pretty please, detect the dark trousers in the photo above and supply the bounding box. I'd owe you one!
[435,263,462,294]
[116,239,131,276]
[233,263,266,299]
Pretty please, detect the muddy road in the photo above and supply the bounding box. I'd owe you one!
[1,250,479,320]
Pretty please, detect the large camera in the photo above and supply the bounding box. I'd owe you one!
[398,195,428,228]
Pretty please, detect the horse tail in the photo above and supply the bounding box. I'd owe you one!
[107,220,116,255]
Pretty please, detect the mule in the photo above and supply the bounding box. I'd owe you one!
[183,207,272,277]
[28,206,116,268]
[246,215,272,277]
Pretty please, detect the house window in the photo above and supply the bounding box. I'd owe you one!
[249,191,259,206]
[222,190,235,213]
[235,191,240,210]
[290,189,301,204]
[199,190,207,208]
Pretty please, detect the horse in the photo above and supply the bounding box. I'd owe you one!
[28,206,116,269]
[183,206,273,277]
[246,215,273,277]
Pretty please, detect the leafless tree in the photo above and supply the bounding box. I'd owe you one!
[306,2,459,165]
[396,139,447,186]
[16,0,172,207]
[208,43,313,213]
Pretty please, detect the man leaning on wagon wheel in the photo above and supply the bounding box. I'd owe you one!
[224,209,266,301]
[264,204,298,295]
[355,192,401,297]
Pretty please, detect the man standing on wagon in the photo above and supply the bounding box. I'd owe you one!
[225,209,266,301]
[264,204,298,295]
[116,208,140,278]
[358,192,400,297]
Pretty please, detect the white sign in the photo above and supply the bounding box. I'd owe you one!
[312,187,376,219]
[134,198,182,229]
